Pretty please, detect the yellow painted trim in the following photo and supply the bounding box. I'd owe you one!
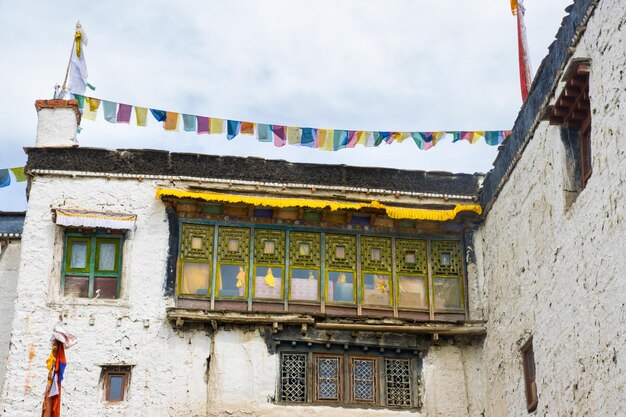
[155,188,482,221]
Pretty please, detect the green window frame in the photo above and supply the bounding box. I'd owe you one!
[178,223,214,296]
[175,221,466,315]
[62,232,123,299]
[324,234,357,305]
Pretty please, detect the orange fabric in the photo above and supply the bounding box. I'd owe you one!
[164,112,179,131]
[41,342,64,417]
[240,122,254,135]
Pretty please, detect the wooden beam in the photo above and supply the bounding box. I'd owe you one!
[314,322,486,336]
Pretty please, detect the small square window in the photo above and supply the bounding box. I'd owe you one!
[227,238,239,252]
[440,252,451,266]
[299,243,310,256]
[264,240,275,254]
[335,246,345,259]
[405,251,416,264]
[103,366,130,402]
[191,237,203,250]
[371,248,381,261]
[314,355,342,402]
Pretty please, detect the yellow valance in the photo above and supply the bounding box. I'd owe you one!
[155,188,482,222]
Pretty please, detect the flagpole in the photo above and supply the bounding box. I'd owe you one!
[61,22,79,91]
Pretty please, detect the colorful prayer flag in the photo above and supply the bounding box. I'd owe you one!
[135,107,148,127]
[227,120,241,140]
[196,116,209,134]
[271,125,286,147]
[82,98,100,121]
[164,112,179,131]
[182,114,196,132]
[102,101,117,123]
[150,109,167,122]
[241,122,254,135]
[0,169,10,188]
[301,128,315,147]
[287,127,301,145]
[10,167,26,182]
[209,118,223,134]
[257,124,271,142]
[116,104,132,124]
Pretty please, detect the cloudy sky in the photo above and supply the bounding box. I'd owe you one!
[0,0,572,211]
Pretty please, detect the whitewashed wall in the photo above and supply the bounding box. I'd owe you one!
[474,1,626,415]
[0,240,20,392]
[0,175,480,416]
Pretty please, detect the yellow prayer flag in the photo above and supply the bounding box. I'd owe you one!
[396,132,410,143]
[510,0,518,15]
[88,98,100,112]
[287,127,300,145]
[356,131,370,146]
[164,112,180,131]
[471,131,485,144]
[209,118,223,134]
[135,107,148,127]
[322,130,334,151]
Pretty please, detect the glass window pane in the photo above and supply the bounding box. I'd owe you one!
[290,269,318,301]
[327,271,354,303]
[263,240,275,254]
[217,265,246,297]
[434,278,462,310]
[352,358,376,403]
[371,248,381,261]
[398,276,428,309]
[441,252,451,266]
[362,274,391,306]
[98,242,117,271]
[299,243,310,256]
[94,276,118,299]
[227,238,239,252]
[191,237,203,250]
[64,276,89,297]
[70,241,88,269]
[181,263,210,295]
[316,356,340,401]
[335,246,345,259]
[107,375,124,401]
[405,251,416,264]
[255,267,283,299]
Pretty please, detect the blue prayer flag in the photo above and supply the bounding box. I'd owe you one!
[150,109,167,122]
[0,169,10,188]
[301,128,315,147]
[227,120,241,140]
[102,101,118,123]
[182,114,197,132]
[258,124,271,142]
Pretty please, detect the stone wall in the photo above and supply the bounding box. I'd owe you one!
[473,1,626,415]
[0,240,20,391]
[0,175,480,416]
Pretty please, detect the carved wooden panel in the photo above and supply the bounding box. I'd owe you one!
[361,236,392,272]
[430,240,463,276]
[217,227,250,264]
[290,232,321,268]
[395,239,427,275]
[325,234,356,270]
[180,223,214,261]
[254,229,285,265]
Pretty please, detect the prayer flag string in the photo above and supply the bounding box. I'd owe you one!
[74,95,511,151]
[0,167,27,188]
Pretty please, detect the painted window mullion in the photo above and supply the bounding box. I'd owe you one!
[88,235,97,298]
[320,232,325,312]
[210,225,219,310]
[116,237,123,298]
[391,237,398,317]
[284,230,290,310]
[426,240,434,320]
[248,227,255,310]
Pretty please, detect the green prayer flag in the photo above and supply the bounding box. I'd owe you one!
[10,167,26,182]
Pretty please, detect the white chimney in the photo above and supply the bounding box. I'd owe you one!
[34,99,81,147]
